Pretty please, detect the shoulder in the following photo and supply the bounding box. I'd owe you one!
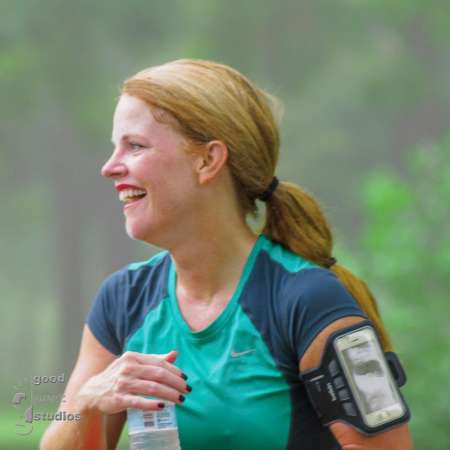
[254,237,366,359]
[123,250,171,287]
[282,268,367,358]
[86,251,171,355]
[256,235,357,308]
[283,267,360,313]
[99,250,172,321]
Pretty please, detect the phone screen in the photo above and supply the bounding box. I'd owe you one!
[341,339,398,415]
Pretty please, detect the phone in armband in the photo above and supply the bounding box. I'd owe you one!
[302,320,410,434]
[334,325,406,427]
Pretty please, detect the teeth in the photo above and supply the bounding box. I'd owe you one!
[119,188,147,202]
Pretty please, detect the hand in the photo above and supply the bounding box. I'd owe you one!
[76,350,191,415]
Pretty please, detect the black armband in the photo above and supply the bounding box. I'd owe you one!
[301,320,410,434]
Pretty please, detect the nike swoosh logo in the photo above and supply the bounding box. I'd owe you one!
[230,349,256,358]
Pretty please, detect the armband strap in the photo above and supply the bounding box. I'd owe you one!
[301,320,411,434]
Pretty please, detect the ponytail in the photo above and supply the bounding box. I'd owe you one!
[261,181,393,352]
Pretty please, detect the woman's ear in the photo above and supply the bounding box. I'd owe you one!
[196,140,229,185]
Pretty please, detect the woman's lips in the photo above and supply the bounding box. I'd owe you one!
[123,195,147,211]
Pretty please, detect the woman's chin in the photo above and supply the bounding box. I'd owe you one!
[125,222,153,242]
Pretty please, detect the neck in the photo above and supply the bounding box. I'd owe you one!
[169,226,259,305]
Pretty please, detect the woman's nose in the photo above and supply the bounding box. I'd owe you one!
[101,152,128,178]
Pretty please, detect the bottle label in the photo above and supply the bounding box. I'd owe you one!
[128,406,177,434]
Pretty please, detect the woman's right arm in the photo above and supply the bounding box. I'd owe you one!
[40,325,117,450]
[40,325,189,450]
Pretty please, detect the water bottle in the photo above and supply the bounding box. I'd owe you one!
[127,403,181,450]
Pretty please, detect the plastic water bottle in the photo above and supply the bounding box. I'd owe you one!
[127,403,181,450]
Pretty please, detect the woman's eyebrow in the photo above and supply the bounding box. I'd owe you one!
[111,133,148,145]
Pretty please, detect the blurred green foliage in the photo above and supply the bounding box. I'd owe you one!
[356,138,450,449]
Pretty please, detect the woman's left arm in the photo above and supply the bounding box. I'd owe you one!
[299,316,413,450]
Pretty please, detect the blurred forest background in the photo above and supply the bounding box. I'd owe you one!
[1,0,449,449]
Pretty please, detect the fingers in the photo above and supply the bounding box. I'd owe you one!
[126,379,187,404]
[123,351,185,379]
[132,365,189,395]
[162,350,178,363]
[113,351,191,406]
[120,394,167,411]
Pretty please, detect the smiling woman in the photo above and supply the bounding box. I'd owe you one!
[103,93,204,245]
[40,59,412,450]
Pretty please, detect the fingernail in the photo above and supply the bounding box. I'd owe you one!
[179,395,185,403]
[158,402,165,409]
[181,372,188,380]
[186,384,192,393]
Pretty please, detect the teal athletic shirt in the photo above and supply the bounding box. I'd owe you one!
[86,234,367,450]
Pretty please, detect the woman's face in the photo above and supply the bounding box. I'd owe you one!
[102,94,199,244]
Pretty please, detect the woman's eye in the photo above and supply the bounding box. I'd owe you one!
[130,143,144,151]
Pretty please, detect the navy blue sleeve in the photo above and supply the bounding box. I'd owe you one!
[86,270,128,356]
[284,268,367,361]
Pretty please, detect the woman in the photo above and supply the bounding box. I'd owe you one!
[40,59,412,450]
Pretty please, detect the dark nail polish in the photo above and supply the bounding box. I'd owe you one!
[186,384,192,392]
[181,372,188,380]
[179,395,185,403]
[158,402,165,409]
